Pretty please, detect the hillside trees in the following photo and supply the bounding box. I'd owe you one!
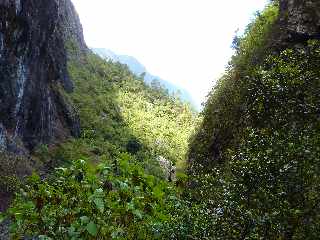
[186,1,320,238]
[3,49,198,239]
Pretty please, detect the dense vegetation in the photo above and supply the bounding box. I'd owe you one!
[0,48,198,238]
[187,1,320,239]
[2,1,320,239]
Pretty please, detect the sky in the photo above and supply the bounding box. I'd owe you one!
[72,0,269,108]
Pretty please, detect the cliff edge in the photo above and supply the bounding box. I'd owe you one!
[0,0,86,152]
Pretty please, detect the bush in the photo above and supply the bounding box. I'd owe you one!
[0,153,32,194]
[126,138,142,155]
[7,156,182,239]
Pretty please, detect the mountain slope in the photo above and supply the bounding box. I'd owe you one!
[0,1,198,238]
[0,0,87,153]
[3,46,198,240]
[92,48,197,109]
[0,1,86,236]
[186,0,320,238]
[3,0,320,239]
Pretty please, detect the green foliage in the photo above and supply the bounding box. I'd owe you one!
[8,2,311,239]
[66,52,197,172]
[0,153,34,195]
[232,4,279,66]
[7,157,181,239]
[186,126,320,238]
[189,3,279,171]
[188,14,320,237]
[6,47,198,238]
[118,81,197,168]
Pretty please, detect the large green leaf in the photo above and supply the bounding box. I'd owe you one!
[94,198,104,213]
[0,213,6,224]
[86,221,98,236]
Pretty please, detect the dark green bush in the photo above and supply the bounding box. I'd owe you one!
[187,36,320,238]
[126,138,142,155]
[7,156,183,239]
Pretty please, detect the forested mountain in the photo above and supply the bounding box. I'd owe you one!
[0,0,197,239]
[92,48,197,109]
[187,0,320,238]
[1,0,320,239]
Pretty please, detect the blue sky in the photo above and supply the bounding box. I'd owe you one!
[72,0,269,108]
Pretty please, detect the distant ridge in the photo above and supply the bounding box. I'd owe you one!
[92,48,198,109]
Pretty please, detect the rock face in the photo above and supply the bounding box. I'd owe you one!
[0,0,86,152]
[157,156,176,182]
[278,0,320,43]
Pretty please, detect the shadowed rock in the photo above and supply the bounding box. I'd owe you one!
[157,156,176,182]
[278,0,320,44]
[0,0,87,152]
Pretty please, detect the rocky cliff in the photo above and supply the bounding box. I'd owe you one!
[269,0,320,49]
[279,0,320,40]
[0,0,87,153]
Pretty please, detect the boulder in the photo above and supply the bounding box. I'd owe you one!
[157,156,176,182]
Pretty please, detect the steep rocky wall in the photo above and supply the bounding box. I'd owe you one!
[276,0,320,45]
[0,0,87,152]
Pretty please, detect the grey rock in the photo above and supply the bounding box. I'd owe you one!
[0,0,87,152]
[278,0,320,44]
[0,219,9,240]
[157,156,176,182]
[0,123,7,151]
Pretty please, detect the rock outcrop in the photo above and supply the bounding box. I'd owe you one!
[0,0,87,152]
[157,156,176,182]
[277,0,320,45]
